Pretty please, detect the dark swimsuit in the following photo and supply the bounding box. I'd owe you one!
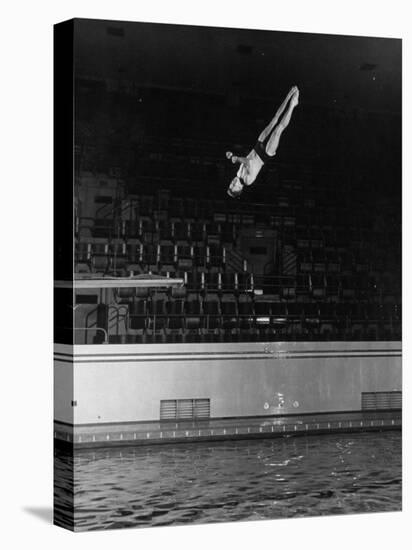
[253,136,273,164]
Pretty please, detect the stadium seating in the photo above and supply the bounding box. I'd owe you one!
[73,84,401,344]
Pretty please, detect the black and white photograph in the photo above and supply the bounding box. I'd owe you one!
[2,1,409,548]
[53,16,402,532]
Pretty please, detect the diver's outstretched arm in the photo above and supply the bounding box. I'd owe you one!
[226,151,248,165]
[258,86,298,142]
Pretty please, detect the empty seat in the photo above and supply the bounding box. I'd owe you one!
[380,303,394,321]
[77,242,92,263]
[254,301,272,316]
[296,226,310,248]
[355,274,376,300]
[311,273,326,298]
[299,251,312,273]
[139,196,154,216]
[185,271,202,291]
[168,198,184,219]
[237,272,251,292]
[335,229,349,250]
[110,242,128,270]
[177,257,193,271]
[341,275,356,298]
[167,316,185,333]
[364,303,381,321]
[176,244,191,260]
[149,299,166,315]
[259,274,279,295]
[183,198,198,219]
[296,274,310,297]
[75,262,91,274]
[130,299,147,315]
[158,221,173,242]
[173,221,189,242]
[326,273,340,288]
[185,299,202,315]
[392,303,402,321]
[193,246,206,268]
[326,250,340,272]
[129,299,147,331]
[287,302,303,318]
[146,315,167,341]
[311,273,325,287]
[221,300,237,316]
[312,249,326,271]
[125,219,141,239]
[126,242,141,264]
[221,222,235,243]
[142,244,157,265]
[208,246,224,267]
[238,300,254,316]
[221,272,236,291]
[238,315,255,330]
[129,315,147,331]
[203,298,220,316]
[170,285,187,299]
[93,218,114,238]
[159,245,175,265]
[340,251,354,274]
[167,299,185,315]
[204,315,221,330]
[303,303,320,318]
[185,295,203,339]
[221,315,238,331]
[319,303,336,319]
[271,302,288,319]
[349,322,366,341]
[186,316,203,332]
[335,302,352,320]
[204,271,220,292]
[92,246,109,272]
[205,222,221,242]
[140,218,155,235]
[198,201,214,219]
[190,222,205,242]
[310,227,324,248]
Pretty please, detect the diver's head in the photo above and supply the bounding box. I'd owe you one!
[227,177,244,198]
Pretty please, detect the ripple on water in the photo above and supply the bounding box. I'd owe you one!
[55,431,401,531]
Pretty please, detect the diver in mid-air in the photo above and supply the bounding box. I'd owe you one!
[227,85,299,198]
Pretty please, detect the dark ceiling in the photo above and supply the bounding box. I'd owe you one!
[73,18,401,115]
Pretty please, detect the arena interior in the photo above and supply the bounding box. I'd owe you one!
[68,20,401,345]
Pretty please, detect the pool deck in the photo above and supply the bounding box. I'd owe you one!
[55,410,402,449]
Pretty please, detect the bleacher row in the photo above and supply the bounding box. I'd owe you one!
[76,242,229,273]
[79,219,397,252]
[87,217,238,243]
[100,290,401,344]
[75,236,397,302]
[79,203,391,242]
[75,237,389,273]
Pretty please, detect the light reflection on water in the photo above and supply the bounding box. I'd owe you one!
[54,431,401,531]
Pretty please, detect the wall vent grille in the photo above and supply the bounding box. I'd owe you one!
[361,391,402,410]
[160,398,210,420]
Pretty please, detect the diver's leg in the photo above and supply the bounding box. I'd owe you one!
[257,86,297,142]
[265,89,299,156]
